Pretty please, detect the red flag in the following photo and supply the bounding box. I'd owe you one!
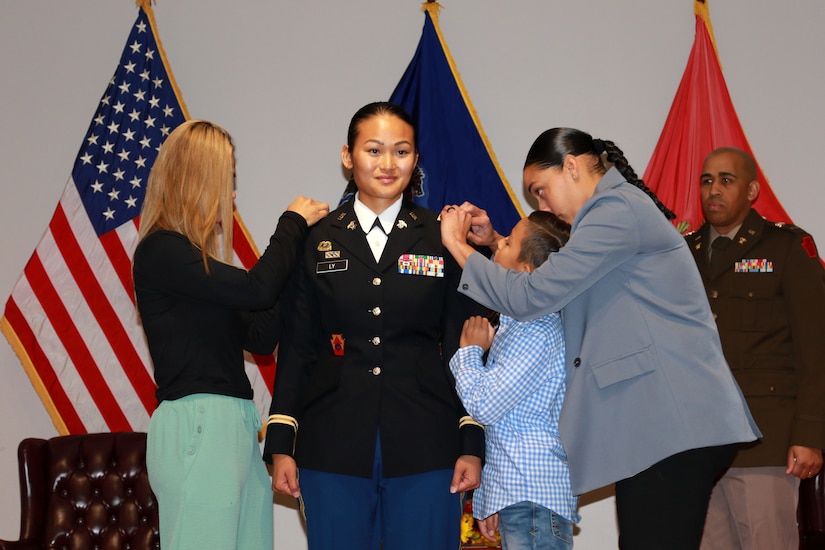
[644,0,791,234]
[0,1,273,435]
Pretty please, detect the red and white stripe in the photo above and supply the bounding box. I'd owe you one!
[3,178,275,434]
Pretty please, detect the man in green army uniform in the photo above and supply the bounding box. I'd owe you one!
[686,146,825,549]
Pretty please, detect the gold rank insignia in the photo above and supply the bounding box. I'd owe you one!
[347,221,357,231]
[396,220,407,230]
[738,237,747,245]
[317,241,332,252]
[337,212,347,221]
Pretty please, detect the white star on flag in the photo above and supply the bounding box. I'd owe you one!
[1,2,273,434]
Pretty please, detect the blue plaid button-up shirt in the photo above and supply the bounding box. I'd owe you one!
[450,312,579,522]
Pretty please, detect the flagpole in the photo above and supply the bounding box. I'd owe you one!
[414,1,525,219]
[132,0,190,122]
[694,0,721,66]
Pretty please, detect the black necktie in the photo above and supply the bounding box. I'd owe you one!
[370,218,385,235]
[710,236,732,270]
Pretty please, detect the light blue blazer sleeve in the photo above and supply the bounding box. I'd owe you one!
[457,168,761,494]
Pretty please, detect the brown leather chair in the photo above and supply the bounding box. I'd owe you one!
[799,465,825,550]
[0,432,159,550]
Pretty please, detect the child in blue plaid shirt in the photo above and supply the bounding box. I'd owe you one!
[450,211,579,550]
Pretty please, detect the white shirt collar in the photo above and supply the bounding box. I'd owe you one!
[353,193,403,235]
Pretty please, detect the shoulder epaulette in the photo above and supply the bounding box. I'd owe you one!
[769,221,818,258]
[685,231,703,247]
[769,221,808,235]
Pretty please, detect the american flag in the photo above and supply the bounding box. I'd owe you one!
[0,3,275,434]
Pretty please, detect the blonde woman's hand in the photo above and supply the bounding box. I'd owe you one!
[287,196,330,227]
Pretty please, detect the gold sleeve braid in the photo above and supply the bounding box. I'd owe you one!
[459,415,484,430]
[267,414,298,433]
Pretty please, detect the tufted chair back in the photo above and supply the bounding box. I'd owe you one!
[0,432,159,550]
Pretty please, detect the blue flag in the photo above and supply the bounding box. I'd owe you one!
[390,3,522,234]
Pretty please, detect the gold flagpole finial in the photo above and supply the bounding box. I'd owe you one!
[135,0,156,10]
[694,0,721,66]
[422,1,442,17]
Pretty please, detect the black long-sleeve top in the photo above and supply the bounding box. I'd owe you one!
[133,211,307,403]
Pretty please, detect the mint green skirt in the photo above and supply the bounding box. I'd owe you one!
[147,393,273,549]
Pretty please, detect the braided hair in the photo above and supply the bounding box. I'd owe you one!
[525,128,675,220]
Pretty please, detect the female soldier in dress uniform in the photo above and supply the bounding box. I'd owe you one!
[264,102,485,550]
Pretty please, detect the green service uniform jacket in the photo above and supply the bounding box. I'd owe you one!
[686,208,825,466]
[264,198,485,478]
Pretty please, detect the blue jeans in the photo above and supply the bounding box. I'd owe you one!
[498,501,573,550]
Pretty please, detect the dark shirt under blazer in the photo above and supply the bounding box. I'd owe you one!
[264,198,485,478]
[686,208,825,467]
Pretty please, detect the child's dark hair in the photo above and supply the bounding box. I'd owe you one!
[518,211,572,269]
[524,127,675,220]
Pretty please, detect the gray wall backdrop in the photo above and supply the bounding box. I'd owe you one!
[1,1,823,547]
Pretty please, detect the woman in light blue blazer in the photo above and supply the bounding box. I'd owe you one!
[440,128,760,550]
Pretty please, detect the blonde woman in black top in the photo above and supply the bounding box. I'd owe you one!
[133,119,328,550]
